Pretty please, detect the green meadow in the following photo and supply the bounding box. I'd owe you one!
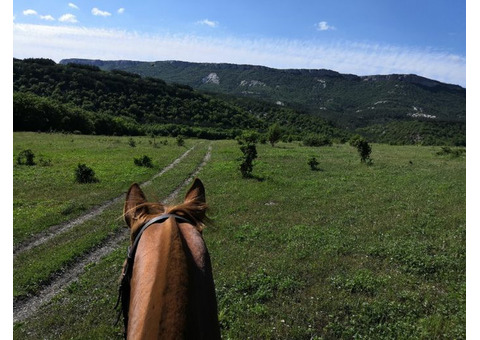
[13,132,465,339]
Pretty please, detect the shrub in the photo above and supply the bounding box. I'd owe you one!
[308,156,319,171]
[303,134,332,147]
[176,135,185,147]
[74,164,99,183]
[267,123,282,147]
[349,135,372,164]
[236,130,259,145]
[134,155,153,167]
[38,157,52,166]
[128,138,136,147]
[17,149,36,166]
[436,146,465,158]
[239,143,257,178]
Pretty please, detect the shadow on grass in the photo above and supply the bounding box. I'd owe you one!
[242,174,266,182]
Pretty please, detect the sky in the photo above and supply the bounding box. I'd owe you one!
[11,1,467,86]
[7,0,473,170]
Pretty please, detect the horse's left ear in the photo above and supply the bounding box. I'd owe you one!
[184,178,206,204]
[124,183,147,227]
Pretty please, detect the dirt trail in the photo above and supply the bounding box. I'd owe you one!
[13,146,195,258]
[13,143,212,324]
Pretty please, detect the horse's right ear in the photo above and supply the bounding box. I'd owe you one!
[124,183,147,227]
[184,178,206,204]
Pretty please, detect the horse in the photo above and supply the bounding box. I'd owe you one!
[117,178,221,339]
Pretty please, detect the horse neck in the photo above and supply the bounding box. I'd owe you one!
[128,217,189,339]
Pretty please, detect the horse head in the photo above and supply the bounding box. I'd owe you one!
[118,178,220,339]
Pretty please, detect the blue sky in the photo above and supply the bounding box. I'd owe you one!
[12,1,467,86]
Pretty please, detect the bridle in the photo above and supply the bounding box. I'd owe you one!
[115,213,194,337]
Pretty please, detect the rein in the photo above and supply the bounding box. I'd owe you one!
[115,213,193,336]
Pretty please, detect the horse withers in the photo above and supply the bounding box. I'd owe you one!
[118,178,221,339]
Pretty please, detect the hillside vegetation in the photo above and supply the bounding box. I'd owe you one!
[13,58,345,141]
[60,58,466,145]
[14,58,465,145]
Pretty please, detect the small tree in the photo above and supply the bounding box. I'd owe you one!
[349,135,372,164]
[267,123,282,147]
[236,130,259,145]
[239,143,257,178]
[75,164,99,183]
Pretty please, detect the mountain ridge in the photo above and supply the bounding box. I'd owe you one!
[60,58,464,90]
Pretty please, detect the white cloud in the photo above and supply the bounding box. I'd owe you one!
[92,8,111,17]
[316,21,335,31]
[68,3,79,10]
[196,19,219,28]
[58,14,78,23]
[118,8,125,14]
[23,9,38,16]
[39,15,55,21]
[12,23,466,87]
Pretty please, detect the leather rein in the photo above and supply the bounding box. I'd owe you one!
[115,213,193,336]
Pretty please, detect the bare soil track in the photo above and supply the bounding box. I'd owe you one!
[13,144,212,324]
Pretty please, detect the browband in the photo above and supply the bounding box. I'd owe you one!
[127,213,192,261]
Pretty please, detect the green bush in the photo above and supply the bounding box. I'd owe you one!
[176,135,185,147]
[308,156,319,171]
[236,130,260,145]
[239,143,257,178]
[133,155,153,167]
[436,146,465,158]
[267,123,282,147]
[349,135,372,164]
[303,134,332,147]
[74,164,99,183]
[17,149,36,166]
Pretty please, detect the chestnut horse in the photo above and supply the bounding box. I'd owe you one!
[117,178,221,339]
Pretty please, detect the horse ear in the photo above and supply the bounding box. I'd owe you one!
[184,178,206,204]
[124,183,147,227]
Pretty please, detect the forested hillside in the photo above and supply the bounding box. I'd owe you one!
[61,59,466,128]
[13,58,345,140]
[14,58,465,145]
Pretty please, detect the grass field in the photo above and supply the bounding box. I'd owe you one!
[13,132,465,339]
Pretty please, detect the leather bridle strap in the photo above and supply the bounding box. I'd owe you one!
[127,213,192,262]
